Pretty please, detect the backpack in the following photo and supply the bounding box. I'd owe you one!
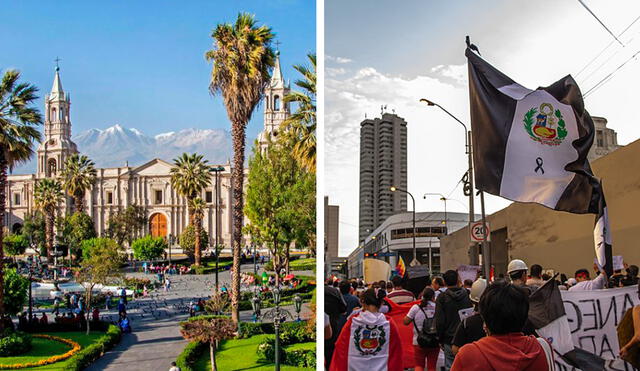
[413,306,439,348]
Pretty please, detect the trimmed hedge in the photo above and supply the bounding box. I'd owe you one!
[175,340,206,371]
[237,321,315,342]
[0,331,32,356]
[61,324,122,371]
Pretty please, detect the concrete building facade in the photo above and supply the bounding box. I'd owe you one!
[441,138,639,278]
[324,196,340,274]
[588,116,621,161]
[358,113,408,243]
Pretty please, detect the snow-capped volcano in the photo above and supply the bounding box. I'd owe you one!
[11,125,235,174]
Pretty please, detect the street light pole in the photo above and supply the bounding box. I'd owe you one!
[390,186,418,266]
[210,166,225,291]
[423,193,448,230]
[420,98,477,265]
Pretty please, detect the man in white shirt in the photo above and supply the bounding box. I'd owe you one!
[569,264,607,291]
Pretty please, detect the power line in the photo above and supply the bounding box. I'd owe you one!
[577,0,625,46]
[583,47,640,98]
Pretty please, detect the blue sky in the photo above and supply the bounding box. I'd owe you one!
[0,0,315,141]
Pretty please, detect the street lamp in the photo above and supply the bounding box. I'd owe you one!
[293,294,303,321]
[390,186,418,266]
[210,166,225,290]
[272,287,282,371]
[420,98,491,279]
[423,193,448,229]
[167,233,173,264]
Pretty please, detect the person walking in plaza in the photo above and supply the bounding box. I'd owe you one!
[451,280,554,371]
[164,277,171,292]
[387,276,415,304]
[434,270,473,370]
[330,288,403,371]
[105,292,111,310]
[404,287,439,371]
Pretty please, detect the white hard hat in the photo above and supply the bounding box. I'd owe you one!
[469,278,487,303]
[507,259,528,274]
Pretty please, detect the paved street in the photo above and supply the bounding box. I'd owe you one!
[84,264,313,371]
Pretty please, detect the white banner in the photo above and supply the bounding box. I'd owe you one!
[557,285,639,371]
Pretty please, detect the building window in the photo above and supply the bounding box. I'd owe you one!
[205,191,213,203]
[106,191,113,205]
[48,159,57,176]
[155,190,163,204]
[596,130,604,147]
[13,193,20,206]
[274,95,280,110]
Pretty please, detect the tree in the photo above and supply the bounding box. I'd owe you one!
[206,12,275,323]
[179,225,209,262]
[170,153,211,266]
[58,212,96,261]
[180,316,236,371]
[0,69,43,328]
[21,212,45,255]
[76,237,123,334]
[189,197,206,265]
[3,268,28,317]
[131,236,167,261]
[33,178,64,263]
[60,154,97,213]
[282,53,316,172]
[105,205,147,246]
[244,138,315,282]
[3,234,29,260]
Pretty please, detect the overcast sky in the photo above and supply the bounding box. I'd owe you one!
[325,0,640,256]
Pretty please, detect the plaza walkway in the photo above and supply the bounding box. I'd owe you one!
[85,264,313,371]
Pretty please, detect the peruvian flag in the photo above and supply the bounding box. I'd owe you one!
[466,47,613,276]
[330,311,404,371]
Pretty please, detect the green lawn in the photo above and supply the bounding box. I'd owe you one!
[0,331,104,370]
[195,334,314,371]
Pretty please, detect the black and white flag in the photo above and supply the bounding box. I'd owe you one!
[529,278,605,371]
[466,47,613,275]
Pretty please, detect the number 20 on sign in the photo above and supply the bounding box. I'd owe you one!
[470,221,491,242]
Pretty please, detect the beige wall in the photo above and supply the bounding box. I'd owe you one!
[441,138,640,277]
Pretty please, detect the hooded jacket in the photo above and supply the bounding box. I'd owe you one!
[434,286,473,344]
[451,333,551,371]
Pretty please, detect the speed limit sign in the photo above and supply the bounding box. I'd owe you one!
[470,221,491,242]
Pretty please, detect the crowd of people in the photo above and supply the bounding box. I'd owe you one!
[325,258,640,371]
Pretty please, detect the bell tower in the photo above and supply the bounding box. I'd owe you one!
[259,49,290,151]
[36,61,78,178]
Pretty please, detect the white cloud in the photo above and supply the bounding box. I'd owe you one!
[326,55,353,64]
[431,64,467,85]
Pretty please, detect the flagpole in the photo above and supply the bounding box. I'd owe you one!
[479,190,491,280]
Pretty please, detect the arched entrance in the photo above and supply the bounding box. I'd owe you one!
[149,213,167,238]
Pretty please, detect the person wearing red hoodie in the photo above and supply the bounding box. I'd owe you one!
[451,280,553,371]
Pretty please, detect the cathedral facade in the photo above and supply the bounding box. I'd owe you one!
[5,54,290,249]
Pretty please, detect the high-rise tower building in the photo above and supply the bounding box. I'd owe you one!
[358,112,407,243]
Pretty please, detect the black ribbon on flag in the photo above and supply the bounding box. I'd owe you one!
[534,157,544,174]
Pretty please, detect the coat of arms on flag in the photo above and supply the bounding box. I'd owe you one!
[354,324,386,356]
[524,102,568,146]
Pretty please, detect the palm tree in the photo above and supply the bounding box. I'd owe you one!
[282,53,316,172]
[170,153,211,266]
[34,178,64,263]
[206,12,275,323]
[189,197,206,267]
[180,316,236,371]
[0,70,42,328]
[60,153,97,213]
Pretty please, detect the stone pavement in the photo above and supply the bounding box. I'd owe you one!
[84,264,313,371]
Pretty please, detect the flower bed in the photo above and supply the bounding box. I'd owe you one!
[0,335,80,369]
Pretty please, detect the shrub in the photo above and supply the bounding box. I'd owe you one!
[0,331,32,356]
[286,348,316,368]
[256,336,284,363]
[175,341,207,371]
[237,322,274,339]
[131,236,167,261]
[4,268,29,316]
[81,238,121,261]
[3,234,29,257]
[280,321,315,343]
[62,324,121,371]
[179,225,208,261]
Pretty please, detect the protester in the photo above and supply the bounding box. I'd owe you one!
[404,287,438,371]
[462,279,473,291]
[451,280,553,371]
[452,278,487,355]
[526,264,545,288]
[507,259,529,288]
[622,265,640,287]
[619,284,640,362]
[434,270,473,370]
[325,281,347,369]
[337,281,360,331]
[330,288,403,371]
[569,264,607,291]
[431,276,446,298]
[387,276,416,304]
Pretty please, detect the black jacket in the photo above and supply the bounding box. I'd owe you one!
[434,287,473,345]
